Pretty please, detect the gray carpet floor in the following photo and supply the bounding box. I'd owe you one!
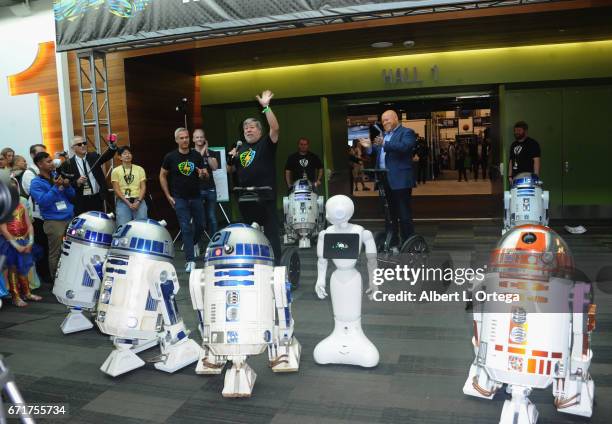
[1,220,611,423]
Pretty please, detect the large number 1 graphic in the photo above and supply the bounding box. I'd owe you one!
[7,41,63,154]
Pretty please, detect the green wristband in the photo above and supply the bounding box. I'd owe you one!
[261,105,271,114]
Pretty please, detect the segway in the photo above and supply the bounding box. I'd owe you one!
[233,186,301,290]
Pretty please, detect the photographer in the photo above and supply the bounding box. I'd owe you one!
[29,152,75,283]
[228,89,282,262]
[66,135,117,215]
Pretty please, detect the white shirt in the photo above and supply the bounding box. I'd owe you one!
[76,155,99,195]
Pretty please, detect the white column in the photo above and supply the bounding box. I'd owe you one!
[55,50,73,153]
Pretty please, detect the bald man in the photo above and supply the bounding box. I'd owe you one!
[362,110,417,247]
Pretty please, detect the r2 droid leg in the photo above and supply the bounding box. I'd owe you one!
[223,357,257,398]
[463,313,501,399]
[269,267,301,372]
[499,385,538,424]
[151,272,201,373]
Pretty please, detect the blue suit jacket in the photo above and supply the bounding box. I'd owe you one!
[368,125,416,190]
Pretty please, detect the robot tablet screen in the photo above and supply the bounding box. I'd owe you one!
[323,233,360,260]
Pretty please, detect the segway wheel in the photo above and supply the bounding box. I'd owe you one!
[399,235,429,268]
[374,231,387,253]
[280,247,301,291]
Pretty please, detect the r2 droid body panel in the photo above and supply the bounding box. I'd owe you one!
[283,178,324,248]
[53,211,115,334]
[190,223,301,397]
[96,219,200,377]
[503,173,549,234]
[464,224,596,423]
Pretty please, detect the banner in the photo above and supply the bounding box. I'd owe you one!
[54,0,481,52]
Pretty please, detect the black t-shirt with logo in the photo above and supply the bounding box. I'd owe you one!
[199,150,219,191]
[161,149,204,199]
[509,137,541,177]
[235,135,277,195]
[284,151,323,183]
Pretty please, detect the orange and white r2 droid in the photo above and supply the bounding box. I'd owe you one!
[463,224,596,424]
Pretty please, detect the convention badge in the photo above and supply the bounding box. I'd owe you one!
[83,181,92,196]
[124,188,131,197]
[55,201,68,211]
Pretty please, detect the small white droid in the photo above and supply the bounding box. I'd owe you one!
[53,211,116,334]
[96,219,201,377]
[314,195,379,367]
[464,224,595,423]
[189,223,301,397]
[504,173,549,234]
[283,176,325,248]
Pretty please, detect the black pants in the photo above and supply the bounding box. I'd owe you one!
[382,177,415,246]
[238,199,282,264]
[74,193,105,216]
[457,164,468,181]
[417,160,428,184]
[33,217,52,284]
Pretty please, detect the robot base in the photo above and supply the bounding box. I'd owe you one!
[271,337,302,373]
[222,361,257,398]
[313,320,379,368]
[100,339,157,377]
[298,237,311,249]
[499,386,538,424]
[556,378,594,418]
[463,363,500,400]
[154,338,201,373]
[60,309,93,334]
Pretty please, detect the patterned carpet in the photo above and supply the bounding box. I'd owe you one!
[1,220,611,423]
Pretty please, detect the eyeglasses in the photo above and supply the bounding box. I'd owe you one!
[73,142,86,147]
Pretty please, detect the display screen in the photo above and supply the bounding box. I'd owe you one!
[323,233,360,259]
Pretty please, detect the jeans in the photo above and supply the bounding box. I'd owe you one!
[174,196,205,262]
[381,176,414,246]
[115,198,148,227]
[201,189,218,236]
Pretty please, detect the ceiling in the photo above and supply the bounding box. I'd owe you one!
[130,5,612,75]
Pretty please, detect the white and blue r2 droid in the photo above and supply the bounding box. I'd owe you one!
[53,211,115,334]
[96,219,201,377]
[504,172,549,234]
[189,223,301,397]
[283,176,325,248]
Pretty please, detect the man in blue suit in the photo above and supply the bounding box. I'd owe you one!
[362,110,416,247]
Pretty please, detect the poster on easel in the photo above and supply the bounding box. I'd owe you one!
[209,147,229,202]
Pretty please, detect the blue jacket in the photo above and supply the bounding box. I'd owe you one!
[30,176,75,221]
[368,125,416,190]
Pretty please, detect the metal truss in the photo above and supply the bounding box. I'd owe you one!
[105,0,566,52]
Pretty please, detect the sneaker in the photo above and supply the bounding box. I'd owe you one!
[185,261,196,272]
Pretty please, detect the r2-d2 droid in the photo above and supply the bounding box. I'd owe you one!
[283,176,325,248]
[314,195,379,368]
[53,211,115,334]
[189,223,301,397]
[96,219,201,377]
[504,173,549,234]
[463,224,595,423]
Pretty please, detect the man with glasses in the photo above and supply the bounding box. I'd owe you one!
[67,135,117,215]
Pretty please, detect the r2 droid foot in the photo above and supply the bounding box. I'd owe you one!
[195,348,226,375]
[100,341,147,377]
[270,337,301,372]
[60,308,94,334]
[554,376,594,417]
[462,363,501,399]
[500,386,538,424]
[223,359,257,398]
[154,336,202,373]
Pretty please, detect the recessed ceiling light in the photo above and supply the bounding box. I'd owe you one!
[371,41,393,48]
[403,40,415,48]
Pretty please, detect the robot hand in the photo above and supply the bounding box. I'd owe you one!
[365,284,379,301]
[315,280,328,299]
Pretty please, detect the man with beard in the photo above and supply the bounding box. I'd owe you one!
[228,89,281,262]
[508,121,541,184]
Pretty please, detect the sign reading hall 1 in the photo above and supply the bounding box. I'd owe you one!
[382,65,439,84]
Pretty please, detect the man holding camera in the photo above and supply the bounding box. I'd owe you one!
[67,135,117,215]
[29,152,75,282]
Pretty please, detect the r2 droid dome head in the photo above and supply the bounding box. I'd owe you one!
[205,223,274,267]
[53,211,116,334]
[110,219,174,260]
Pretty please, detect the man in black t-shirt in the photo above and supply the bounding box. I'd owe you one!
[160,127,207,271]
[284,137,323,189]
[508,121,541,184]
[228,89,282,263]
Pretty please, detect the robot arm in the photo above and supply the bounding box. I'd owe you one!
[362,229,379,299]
[273,266,294,344]
[147,264,181,327]
[315,230,329,299]
[81,253,104,282]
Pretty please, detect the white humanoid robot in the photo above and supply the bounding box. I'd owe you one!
[96,219,201,377]
[464,224,595,423]
[53,211,116,333]
[314,195,379,367]
[283,175,325,248]
[189,223,301,397]
[503,172,549,234]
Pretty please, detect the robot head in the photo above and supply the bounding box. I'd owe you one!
[512,172,541,188]
[204,223,274,266]
[66,211,116,248]
[293,178,312,193]
[325,195,354,225]
[109,219,174,260]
